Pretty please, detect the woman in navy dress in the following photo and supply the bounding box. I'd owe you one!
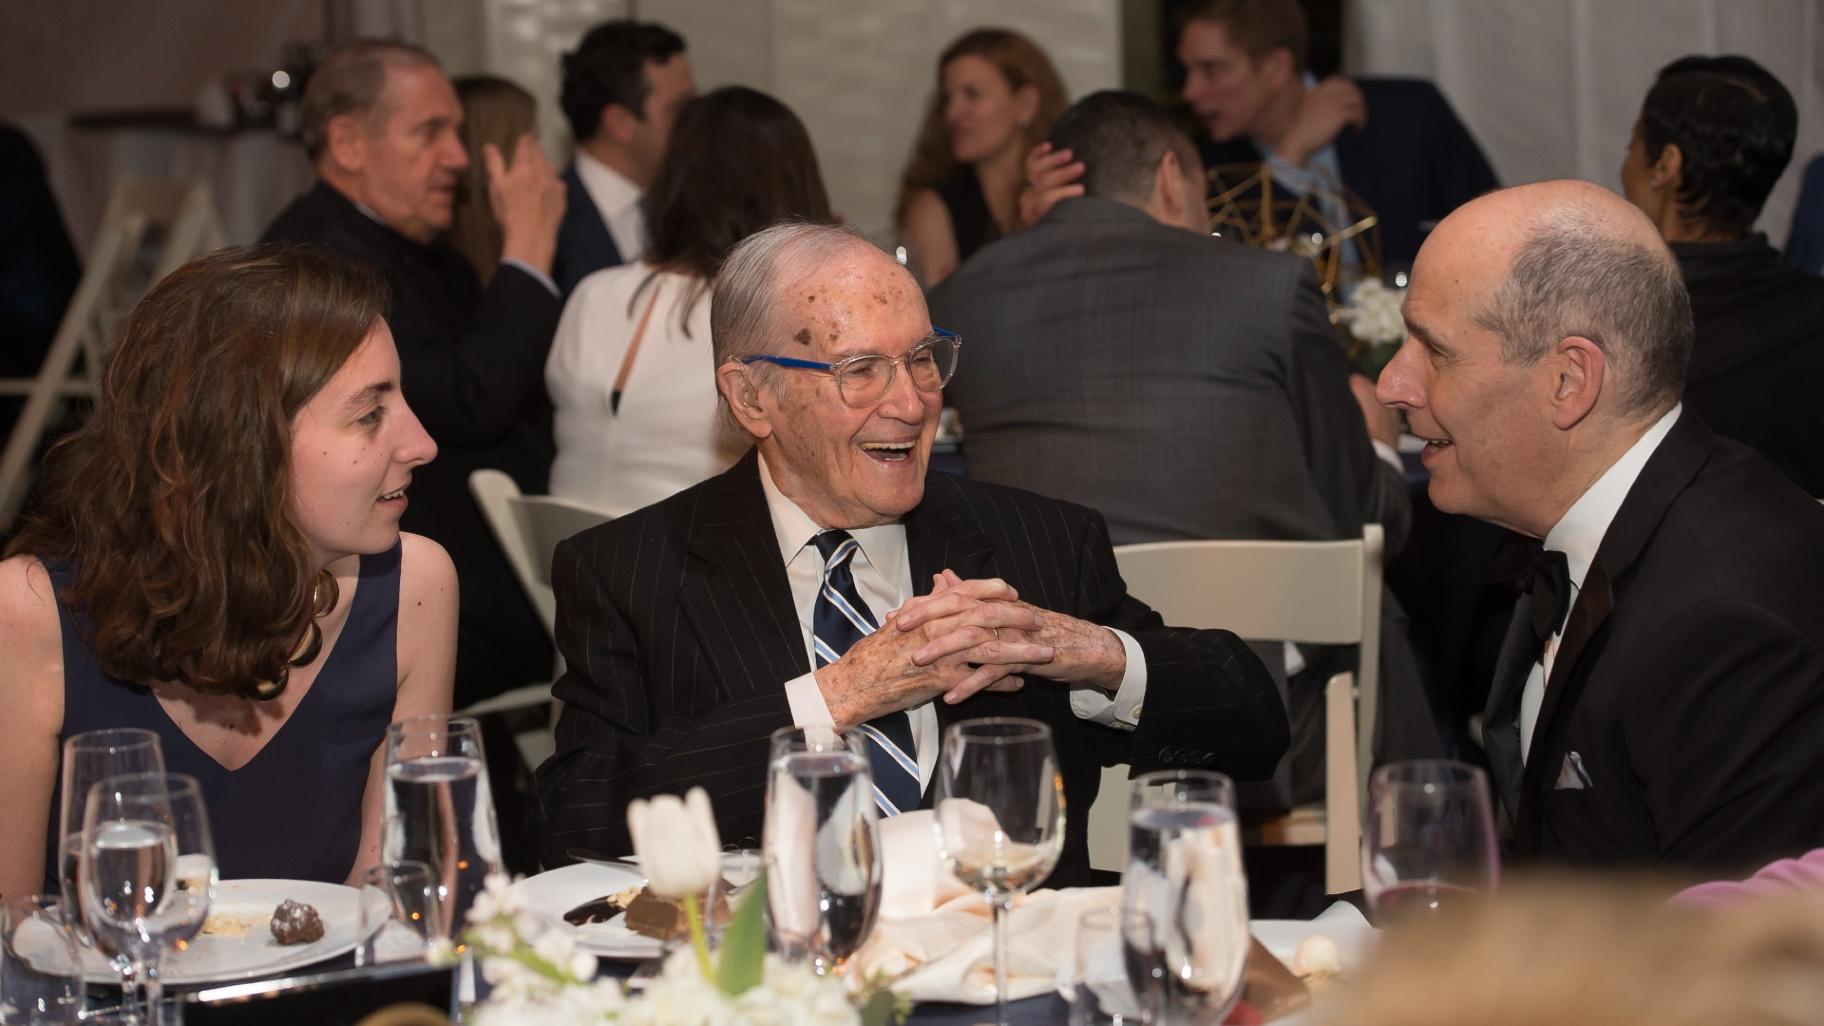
[0,245,457,898]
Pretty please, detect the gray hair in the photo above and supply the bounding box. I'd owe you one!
[299,39,442,161]
[709,221,871,429]
[1475,208,1692,418]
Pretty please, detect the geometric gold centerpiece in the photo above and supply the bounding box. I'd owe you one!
[1205,162,1384,311]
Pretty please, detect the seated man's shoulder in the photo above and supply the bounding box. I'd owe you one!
[1353,76,1453,109]
[557,472,728,562]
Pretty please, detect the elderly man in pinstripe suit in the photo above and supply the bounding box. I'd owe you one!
[531,222,1286,885]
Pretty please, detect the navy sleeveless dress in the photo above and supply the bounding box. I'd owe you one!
[44,543,400,888]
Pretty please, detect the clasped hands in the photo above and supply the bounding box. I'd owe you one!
[813,570,1126,730]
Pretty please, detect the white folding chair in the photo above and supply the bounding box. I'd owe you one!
[466,469,615,767]
[0,175,224,528]
[1090,525,1383,893]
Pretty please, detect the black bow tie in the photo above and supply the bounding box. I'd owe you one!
[1527,549,1572,646]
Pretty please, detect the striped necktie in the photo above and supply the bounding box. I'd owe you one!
[811,530,923,816]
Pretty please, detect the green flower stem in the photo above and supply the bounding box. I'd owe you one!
[683,892,714,980]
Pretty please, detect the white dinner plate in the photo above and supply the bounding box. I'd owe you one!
[508,862,662,961]
[18,879,375,986]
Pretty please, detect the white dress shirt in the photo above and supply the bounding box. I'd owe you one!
[760,454,1149,792]
[573,150,647,264]
[1519,404,1682,762]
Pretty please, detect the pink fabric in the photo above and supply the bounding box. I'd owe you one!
[1673,848,1824,906]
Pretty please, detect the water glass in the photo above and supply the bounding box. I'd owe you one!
[935,718,1065,1026]
[2,895,81,1025]
[1123,769,1248,1026]
[1067,906,1150,1026]
[79,772,214,1026]
[1362,759,1499,926]
[382,716,501,945]
[57,729,165,951]
[355,860,444,967]
[762,726,882,975]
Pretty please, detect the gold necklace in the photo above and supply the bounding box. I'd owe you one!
[251,568,338,701]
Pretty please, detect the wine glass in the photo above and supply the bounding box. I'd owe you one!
[78,772,214,1026]
[934,718,1064,1025]
[1361,759,1499,926]
[1122,770,1249,1026]
[762,726,883,975]
[355,860,444,967]
[382,716,502,947]
[57,730,166,948]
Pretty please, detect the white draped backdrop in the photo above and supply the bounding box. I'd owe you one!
[1348,0,1824,245]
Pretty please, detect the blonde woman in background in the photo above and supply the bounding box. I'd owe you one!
[450,75,538,284]
[1323,878,1824,1026]
[895,28,1066,286]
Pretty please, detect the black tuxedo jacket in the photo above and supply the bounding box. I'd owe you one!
[262,182,558,703]
[552,165,624,299]
[1487,414,1824,875]
[1199,78,1497,268]
[531,452,1288,885]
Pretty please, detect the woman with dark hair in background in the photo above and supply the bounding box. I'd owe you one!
[0,245,456,899]
[450,74,539,285]
[546,86,833,513]
[1620,55,1824,496]
[895,28,1067,286]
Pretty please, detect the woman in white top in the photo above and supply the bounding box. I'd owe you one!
[547,86,835,513]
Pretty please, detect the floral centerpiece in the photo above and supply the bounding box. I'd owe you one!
[458,787,900,1026]
[1334,277,1407,376]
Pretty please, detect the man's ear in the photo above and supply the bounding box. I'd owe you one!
[598,103,641,146]
[1258,46,1296,91]
[715,361,773,440]
[324,113,369,175]
[1548,335,1606,431]
[1151,150,1203,232]
[1651,141,1684,190]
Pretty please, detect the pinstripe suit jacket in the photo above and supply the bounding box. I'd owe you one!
[531,451,1287,884]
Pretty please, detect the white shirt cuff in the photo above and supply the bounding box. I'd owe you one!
[783,671,835,726]
[499,257,559,297]
[1371,438,1403,474]
[1068,628,1148,730]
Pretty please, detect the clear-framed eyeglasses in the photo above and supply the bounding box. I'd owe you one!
[739,328,960,409]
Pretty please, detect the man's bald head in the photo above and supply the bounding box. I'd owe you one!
[1439,180,1692,418]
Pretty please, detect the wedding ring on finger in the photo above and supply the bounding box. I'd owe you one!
[991,627,1002,641]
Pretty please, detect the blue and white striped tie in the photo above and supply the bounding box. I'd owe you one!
[811,530,922,816]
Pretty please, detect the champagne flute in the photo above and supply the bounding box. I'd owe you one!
[934,718,1064,1025]
[79,772,214,1026]
[1122,769,1248,1026]
[57,729,166,950]
[382,716,502,946]
[1361,759,1499,925]
[763,726,883,975]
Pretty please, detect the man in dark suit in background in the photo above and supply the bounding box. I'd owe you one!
[1177,0,1497,267]
[1378,179,1824,874]
[264,40,565,706]
[933,90,1434,809]
[532,222,1287,883]
[553,20,693,296]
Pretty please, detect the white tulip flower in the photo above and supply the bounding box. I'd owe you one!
[626,787,722,899]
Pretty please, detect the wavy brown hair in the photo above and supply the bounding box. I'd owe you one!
[6,244,387,699]
[451,74,539,285]
[893,28,1067,229]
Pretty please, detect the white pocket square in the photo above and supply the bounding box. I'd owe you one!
[1554,751,1593,790]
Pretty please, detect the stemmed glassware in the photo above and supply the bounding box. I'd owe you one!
[762,726,883,975]
[381,716,502,948]
[1361,759,1499,925]
[78,772,215,1026]
[1122,769,1249,1026]
[934,718,1064,1026]
[57,730,166,951]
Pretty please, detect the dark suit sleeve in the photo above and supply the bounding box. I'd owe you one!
[530,534,792,866]
[1417,82,1499,219]
[397,263,561,446]
[1624,599,1824,870]
[1071,506,1290,781]
[1284,264,1411,555]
